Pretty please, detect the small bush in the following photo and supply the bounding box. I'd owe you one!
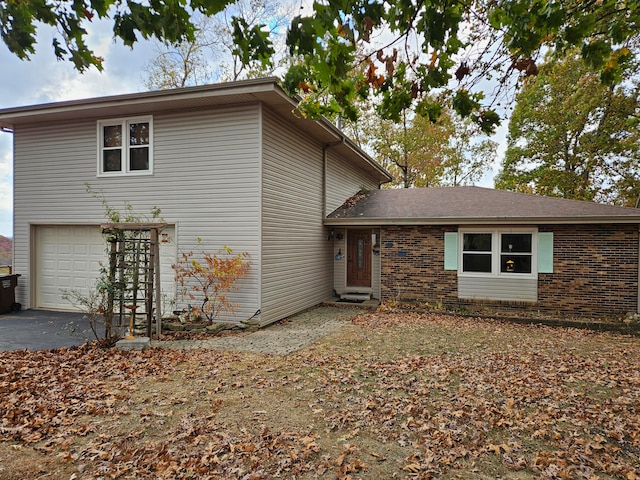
[173,240,250,323]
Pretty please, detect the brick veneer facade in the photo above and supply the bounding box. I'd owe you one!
[380,224,639,318]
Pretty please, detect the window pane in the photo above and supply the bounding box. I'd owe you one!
[463,233,491,252]
[103,150,121,172]
[103,125,122,148]
[130,147,149,171]
[501,234,532,253]
[500,255,532,273]
[463,253,492,272]
[129,122,149,146]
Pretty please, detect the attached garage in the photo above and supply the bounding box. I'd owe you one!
[33,225,176,312]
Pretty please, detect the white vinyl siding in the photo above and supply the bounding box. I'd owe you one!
[333,229,347,295]
[13,106,262,323]
[261,107,331,325]
[325,149,380,214]
[458,276,538,302]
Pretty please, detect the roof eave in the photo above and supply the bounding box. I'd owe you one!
[0,77,284,128]
[324,215,640,226]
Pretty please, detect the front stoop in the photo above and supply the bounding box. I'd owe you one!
[116,337,151,351]
[327,291,379,308]
[340,292,372,302]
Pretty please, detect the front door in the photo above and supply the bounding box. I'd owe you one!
[347,229,372,287]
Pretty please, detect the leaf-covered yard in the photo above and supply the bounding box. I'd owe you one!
[1,311,639,479]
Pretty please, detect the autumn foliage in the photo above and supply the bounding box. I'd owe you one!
[0,235,11,267]
[173,241,249,323]
[1,311,639,479]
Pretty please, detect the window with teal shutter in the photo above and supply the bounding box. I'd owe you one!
[444,232,458,270]
[537,232,554,273]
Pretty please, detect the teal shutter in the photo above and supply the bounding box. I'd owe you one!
[538,232,553,273]
[444,232,458,270]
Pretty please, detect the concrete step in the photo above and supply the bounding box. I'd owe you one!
[340,292,372,302]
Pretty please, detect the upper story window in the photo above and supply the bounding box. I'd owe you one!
[460,229,536,277]
[98,117,152,175]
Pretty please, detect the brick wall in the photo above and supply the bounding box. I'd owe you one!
[380,225,458,305]
[537,224,638,317]
[380,224,639,318]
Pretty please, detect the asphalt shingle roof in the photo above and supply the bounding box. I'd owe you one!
[326,187,640,225]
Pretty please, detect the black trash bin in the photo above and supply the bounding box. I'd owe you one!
[0,274,21,314]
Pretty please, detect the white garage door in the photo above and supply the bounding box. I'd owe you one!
[35,225,176,312]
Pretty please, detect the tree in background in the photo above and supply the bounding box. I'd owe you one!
[0,235,11,267]
[143,0,292,90]
[495,53,640,205]
[142,16,216,90]
[369,110,450,188]
[279,0,640,132]
[3,0,638,131]
[215,0,292,82]
[349,101,496,188]
[441,115,498,187]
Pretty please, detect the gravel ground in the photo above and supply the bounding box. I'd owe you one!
[150,305,366,354]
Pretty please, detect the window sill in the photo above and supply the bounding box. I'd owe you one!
[97,171,154,177]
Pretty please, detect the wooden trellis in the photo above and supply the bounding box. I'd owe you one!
[101,223,166,338]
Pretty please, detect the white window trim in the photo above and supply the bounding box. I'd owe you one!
[97,116,153,176]
[458,227,538,279]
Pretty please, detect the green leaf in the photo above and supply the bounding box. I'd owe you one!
[474,109,501,135]
[452,89,480,118]
[415,99,443,123]
[581,40,610,70]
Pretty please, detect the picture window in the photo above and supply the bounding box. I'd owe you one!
[460,229,535,276]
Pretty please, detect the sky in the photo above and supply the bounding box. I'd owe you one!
[0,20,160,237]
[0,14,509,238]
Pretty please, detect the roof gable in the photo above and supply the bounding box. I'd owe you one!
[326,186,640,225]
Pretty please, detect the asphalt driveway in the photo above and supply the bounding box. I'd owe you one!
[0,310,100,352]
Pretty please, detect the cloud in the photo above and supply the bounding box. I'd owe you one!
[0,19,157,107]
[0,19,159,236]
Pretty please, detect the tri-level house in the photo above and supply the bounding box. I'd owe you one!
[0,78,390,326]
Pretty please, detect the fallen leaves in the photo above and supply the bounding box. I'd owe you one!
[1,310,639,479]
